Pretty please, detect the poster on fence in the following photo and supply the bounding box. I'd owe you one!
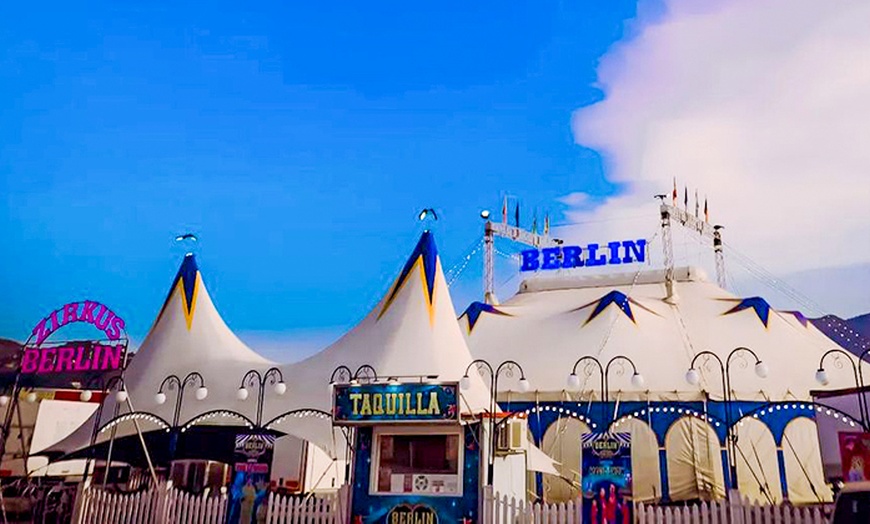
[227,433,275,524]
[838,431,870,482]
[581,433,632,524]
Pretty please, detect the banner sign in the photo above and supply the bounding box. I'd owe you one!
[520,239,647,272]
[581,433,633,524]
[839,432,870,482]
[227,433,275,524]
[332,383,459,426]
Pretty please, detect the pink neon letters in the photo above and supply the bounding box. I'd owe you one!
[20,344,124,374]
[30,301,125,346]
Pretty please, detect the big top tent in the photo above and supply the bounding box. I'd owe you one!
[461,265,869,504]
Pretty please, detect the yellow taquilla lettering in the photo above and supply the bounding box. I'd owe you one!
[349,390,447,418]
[349,393,362,415]
[427,391,440,415]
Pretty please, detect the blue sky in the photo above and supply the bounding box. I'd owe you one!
[2,1,651,356]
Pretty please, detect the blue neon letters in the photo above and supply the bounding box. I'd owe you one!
[520,239,647,272]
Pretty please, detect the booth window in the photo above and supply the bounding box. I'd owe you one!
[374,431,461,495]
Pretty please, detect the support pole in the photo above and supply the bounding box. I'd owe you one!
[714,226,726,289]
[484,221,496,304]
[659,204,675,302]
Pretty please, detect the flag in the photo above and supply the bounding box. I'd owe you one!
[544,214,550,235]
[514,203,520,228]
[684,186,688,209]
[694,189,699,218]
[704,198,709,223]
[502,197,507,224]
[672,178,677,205]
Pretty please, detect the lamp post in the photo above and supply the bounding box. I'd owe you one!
[816,348,868,428]
[155,372,208,427]
[685,347,768,496]
[460,359,531,486]
[237,367,287,427]
[567,355,644,424]
[81,375,126,486]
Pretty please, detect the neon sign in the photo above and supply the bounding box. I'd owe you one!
[30,301,126,346]
[23,300,128,375]
[21,342,125,374]
[520,239,647,272]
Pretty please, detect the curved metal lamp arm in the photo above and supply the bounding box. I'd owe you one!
[182,371,205,390]
[329,365,353,384]
[158,375,181,394]
[726,346,763,372]
[353,365,378,382]
[264,367,284,386]
[494,360,527,381]
[818,348,858,374]
[604,355,639,378]
[689,350,725,373]
[241,370,263,390]
[570,356,604,378]
[464,359,494,380]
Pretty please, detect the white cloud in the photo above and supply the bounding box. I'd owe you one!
[566,0,870,283]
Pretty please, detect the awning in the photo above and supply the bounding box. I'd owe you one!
[526,443,561,476]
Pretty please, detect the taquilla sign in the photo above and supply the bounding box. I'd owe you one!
[332,383,459,425]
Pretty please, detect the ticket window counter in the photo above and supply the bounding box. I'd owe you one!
[373,427,462,496]
[333,382,482,524]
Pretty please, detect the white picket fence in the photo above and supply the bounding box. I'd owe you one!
[636,499,828,524]
[75,483,227,524]
[73,482,347,524]
[266,486,349,524]
[482,488,582,524]
[484,488,828,524]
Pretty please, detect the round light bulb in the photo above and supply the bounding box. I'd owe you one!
[25,392,37,403]
[518,378,531,393]
[685,368,700,386]
[274,382,287,396]
[237,387,249,401]
[155,392,167,405]
[195,386,208,401]
[80,390,93,402]
[115,390,128,403]
[0,395,9,407]
[754,361,769,379]
[459,376,471,391]
[815,369,829,386]
[631,373,645,389]
[567,373,581,391]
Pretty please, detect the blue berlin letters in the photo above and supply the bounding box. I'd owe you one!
[520,239,647,272]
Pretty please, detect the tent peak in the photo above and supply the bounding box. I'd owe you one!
[378,231,439,321]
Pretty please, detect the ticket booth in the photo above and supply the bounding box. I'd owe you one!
[332,381,481,524]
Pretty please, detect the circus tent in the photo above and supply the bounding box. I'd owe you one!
[461,266,867,504]
[47,232,494,469]
[44,253,276,464]
[263,231,492,446]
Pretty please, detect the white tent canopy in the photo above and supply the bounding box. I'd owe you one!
[47,254,273,456]
[462,267,862,401]
[49,233,492,460]
[262,231,492,452]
